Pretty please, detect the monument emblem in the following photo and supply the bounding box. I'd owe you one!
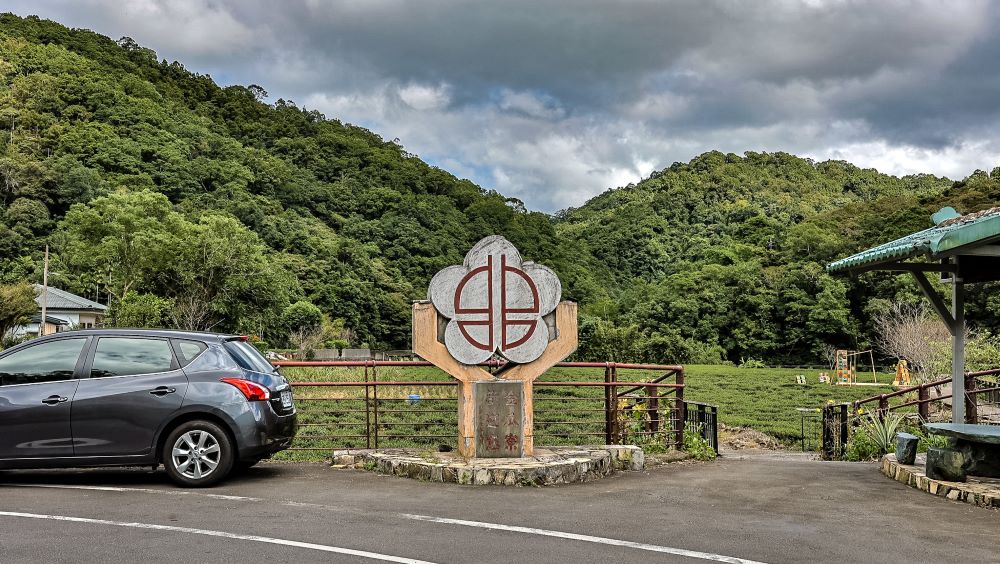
[428,236,561,365]
[413,235,577,458]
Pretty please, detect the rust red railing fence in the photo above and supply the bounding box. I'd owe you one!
[820,367,1000,459]
[848,367,1000,422]
[273,361,699,453]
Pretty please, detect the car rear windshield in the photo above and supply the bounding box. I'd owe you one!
[224,340,275,373]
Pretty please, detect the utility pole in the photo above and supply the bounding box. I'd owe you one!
[40,244,49,336]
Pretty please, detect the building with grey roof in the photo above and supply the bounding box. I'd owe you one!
[12,285,108,338]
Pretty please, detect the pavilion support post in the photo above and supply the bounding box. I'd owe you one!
[952,276,966,424]
[911,268,968,424]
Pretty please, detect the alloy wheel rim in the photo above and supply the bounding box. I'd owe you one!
[171,430,221,480]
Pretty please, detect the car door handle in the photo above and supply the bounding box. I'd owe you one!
[41,395,68,405]
[149,386,177,396]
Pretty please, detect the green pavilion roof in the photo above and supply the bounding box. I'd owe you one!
[827,206,1000,272]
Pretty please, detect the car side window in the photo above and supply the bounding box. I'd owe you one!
[171,339,208,367]
[0,338,87,386]
[90,337,175,378]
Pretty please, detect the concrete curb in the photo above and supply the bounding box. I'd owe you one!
[332,446,645,486]
[880,454,1000,508]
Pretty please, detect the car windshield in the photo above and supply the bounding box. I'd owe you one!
[224,340,275,373]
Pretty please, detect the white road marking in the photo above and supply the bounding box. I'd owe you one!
[0,511,437,564]
[6,481,769,562]
[2,483,262,501]
[401,514,768,564]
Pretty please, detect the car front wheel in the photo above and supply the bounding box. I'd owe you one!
[163,421,234,487]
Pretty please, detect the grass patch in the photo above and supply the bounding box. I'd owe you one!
[682,365,895,442]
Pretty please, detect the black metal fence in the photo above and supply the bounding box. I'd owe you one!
[796,408,822,452]
[684,401,719,453]
[821,403,849,460]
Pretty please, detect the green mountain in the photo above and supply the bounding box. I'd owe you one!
[0,14,594,348]
[558,151,1000,363]
[1,14,998,362]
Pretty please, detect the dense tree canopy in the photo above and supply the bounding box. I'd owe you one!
[0,14,590,348]
[0,14,998,362]
[559,152,1000,363]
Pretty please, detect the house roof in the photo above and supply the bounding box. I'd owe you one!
[29,314,70,325]
[827,206,1000,273]
[34,284,108,312]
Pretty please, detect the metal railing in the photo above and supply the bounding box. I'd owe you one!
[275,360,690,452]
[847,367,1000,423]
[796,408,822,452]
[820,367,1000,459]
[821,403,849,460]
[684,401,719,453]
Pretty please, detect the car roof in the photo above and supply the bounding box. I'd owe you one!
[18,328,235,344]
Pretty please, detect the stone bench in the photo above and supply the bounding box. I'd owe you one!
[924,423,1000,482]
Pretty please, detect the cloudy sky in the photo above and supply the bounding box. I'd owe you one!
[8,1,1000,211]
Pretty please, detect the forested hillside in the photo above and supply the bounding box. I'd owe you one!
[561,152,1000,364]
[0,14,597,349]
[1,14,998,362]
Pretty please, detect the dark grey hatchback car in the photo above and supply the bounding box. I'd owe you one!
[0,329,297,487]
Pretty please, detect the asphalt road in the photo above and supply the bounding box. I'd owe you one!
[0,455,996,564]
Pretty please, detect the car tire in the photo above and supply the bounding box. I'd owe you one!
[162,420,234,488]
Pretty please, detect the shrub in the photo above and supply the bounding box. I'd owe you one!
[858,412,903,454]
[637,440,668,455]
[683,430,717,461]
[109,293,173,328]
[845,412,903,461]
[922,434,952,451]
[904,424,952,453]
[687,341,726,365]
[844,426,881,461]
[0,282,37,342]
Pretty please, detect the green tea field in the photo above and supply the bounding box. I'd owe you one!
[681,365,894,440]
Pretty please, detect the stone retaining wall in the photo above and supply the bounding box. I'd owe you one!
[332,446,645,486]
[880,454,1000,509]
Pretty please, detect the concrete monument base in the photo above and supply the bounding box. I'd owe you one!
[332,446,645,486]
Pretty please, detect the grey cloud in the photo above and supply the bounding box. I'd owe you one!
[6,0,1000,211]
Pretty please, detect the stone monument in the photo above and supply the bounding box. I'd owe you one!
[413,235,577,458]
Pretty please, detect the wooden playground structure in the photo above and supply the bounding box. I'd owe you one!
[832,349,880,386]
[816,351,911,387]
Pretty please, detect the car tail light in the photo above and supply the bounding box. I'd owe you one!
[221,377,270,401]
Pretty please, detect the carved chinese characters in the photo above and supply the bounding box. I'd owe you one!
[474,381,523,458]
